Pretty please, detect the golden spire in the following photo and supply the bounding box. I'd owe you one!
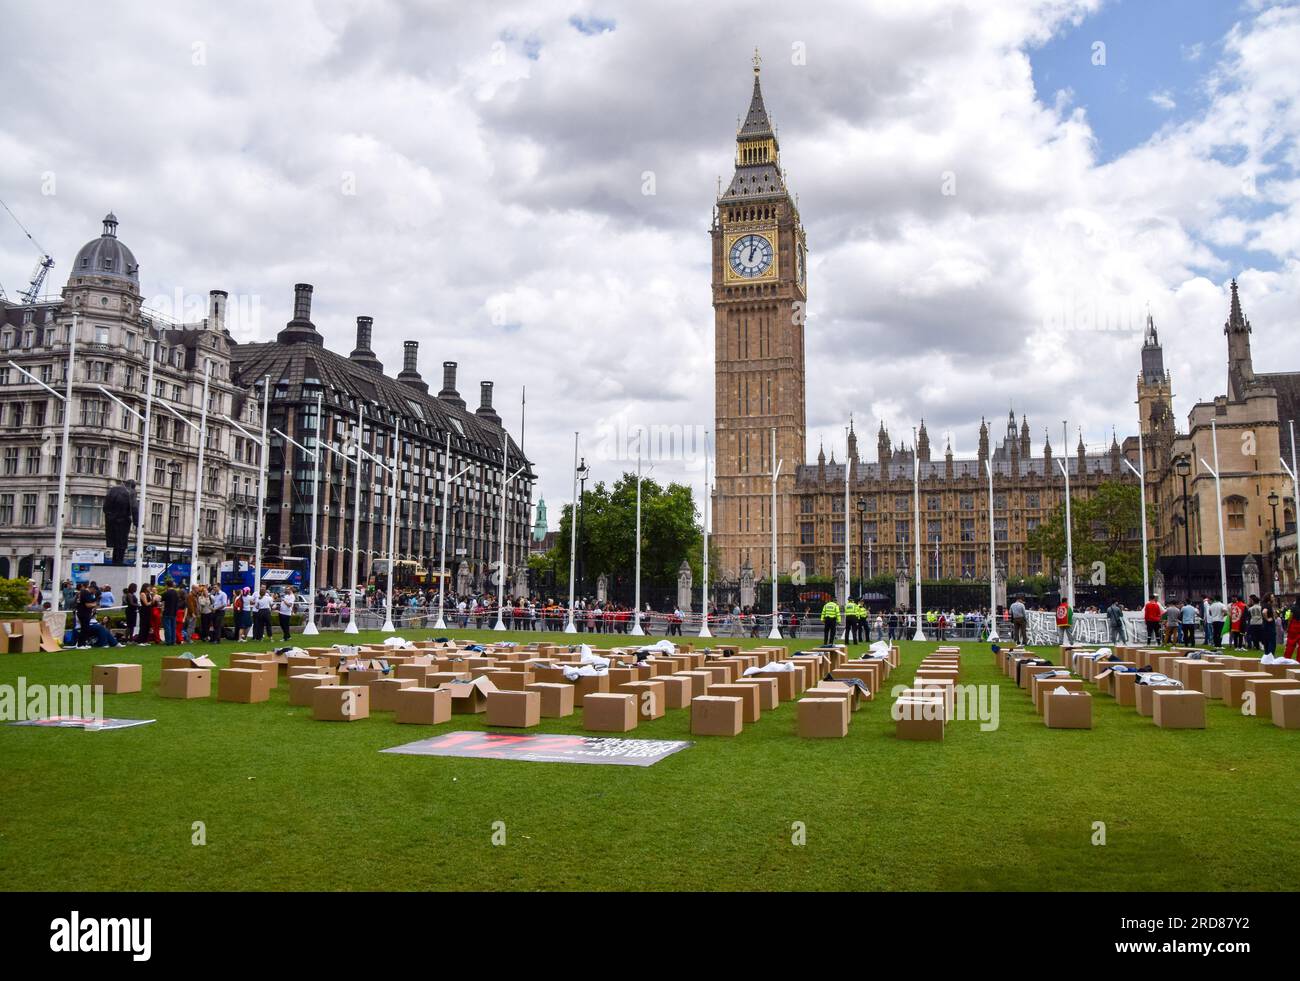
[753,46,761,74]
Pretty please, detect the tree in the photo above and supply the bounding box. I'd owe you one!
[547,474,709,589]
[1027,480,1152,586]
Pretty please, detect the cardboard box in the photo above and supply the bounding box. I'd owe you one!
[395,663,433,684]
[911,678,955,717]
[806,683,861,714]
[1270,689,1300,729]
[798,697,849,738]
[1135,682,1178,717]
[91,663,142,694]
[1112,671,1139,707]
[369,677,418,712]
[485,689,541,728]
[571,672,611,705]
[289,673,336,706]
[525,682,575,718]
[1044,691,1092,729]
[288,664,331,678]
[231,658,278,689]
[217,667,270,703]
[1020,664,1059,691]
[608,667,640,687]
[895,689,948,722]
[705,659,743,682]
[583,693,637,732]
[690,695,743,736]
[1243,677,1300,718]
[1153,690,1206,729]
[1260,660,1300,679]
[312,684,369,721]
[1,620,37,653]
[894,698,944,740]
[830,665,879,695]
[653,675,694,710]
[1221,671,1273,710]
[619,679,667,720]
[674,670,712,698]
[395,686,452,725]
[442,675,498,714]
[733,676,780,710]
[1033,676,1083,713]
[706,683,761,723]
[428,670,471,686]
[159,667,210,699]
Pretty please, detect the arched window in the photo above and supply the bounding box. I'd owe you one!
[1225,495,1247,531]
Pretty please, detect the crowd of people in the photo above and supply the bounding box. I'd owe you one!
[57,579,302,647]
[43,576,1300,657]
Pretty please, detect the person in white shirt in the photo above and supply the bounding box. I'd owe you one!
[253,587,274,641]
[208,586,228,642]
[1207,597,1227,648]
[277,588,295,642]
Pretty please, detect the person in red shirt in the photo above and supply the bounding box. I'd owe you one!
[1229,596,1246,649]
[1142,596,1163,645]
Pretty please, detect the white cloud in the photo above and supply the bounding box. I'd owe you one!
[1149,89,1177,110]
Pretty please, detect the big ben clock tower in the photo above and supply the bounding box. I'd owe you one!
[711,51,808,581]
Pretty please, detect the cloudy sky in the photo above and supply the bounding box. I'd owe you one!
[2,0,1298,522]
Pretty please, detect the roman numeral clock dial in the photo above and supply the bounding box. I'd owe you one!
[728,233,773,278]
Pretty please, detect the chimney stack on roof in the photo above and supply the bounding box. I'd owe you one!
[476,380,501,426]
[349,315,384,372]
[438,360,465,409]
[276,283,323,346]
[208,290,227,333]
[397,340,428,393]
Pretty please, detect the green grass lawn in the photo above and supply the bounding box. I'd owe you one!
[0,629,1295,891]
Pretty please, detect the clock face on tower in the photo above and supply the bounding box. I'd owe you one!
[796,241,805,285]
[728,233,774,278]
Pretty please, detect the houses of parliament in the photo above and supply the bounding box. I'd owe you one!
[710,57,1298,595]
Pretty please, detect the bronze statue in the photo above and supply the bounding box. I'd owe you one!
[103,480,138,565]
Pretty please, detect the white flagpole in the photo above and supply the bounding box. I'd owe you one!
[630,438,645,636]
[344,403,363,634]
[985,458,1000,642]
[700,429,712,638]
[1058,422,1075,608]
[493,429,509,631]
[253,374,269,594]
[843,426,851,608]
[1122,427,1150,602]
[51,314,78,613]
[134,336,156,591]
[769,426,782,639]
[189,360,212,585]
[382,417,401,632]
[435,431,452,631]
[564,432,579,633]
[912,429,925,641]
[302,393,323,635]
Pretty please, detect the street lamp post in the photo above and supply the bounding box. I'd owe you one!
[1268,490,1281,593]
[165,462,182,575]
[1175,455,1192,599]
[575,456,589,599]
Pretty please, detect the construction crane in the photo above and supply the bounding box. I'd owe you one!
[0,197,55,304]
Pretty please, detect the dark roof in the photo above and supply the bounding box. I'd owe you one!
[738,70,775,140]
[231,340,530,474]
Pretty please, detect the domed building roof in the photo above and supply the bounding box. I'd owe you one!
[72,213,139,286]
